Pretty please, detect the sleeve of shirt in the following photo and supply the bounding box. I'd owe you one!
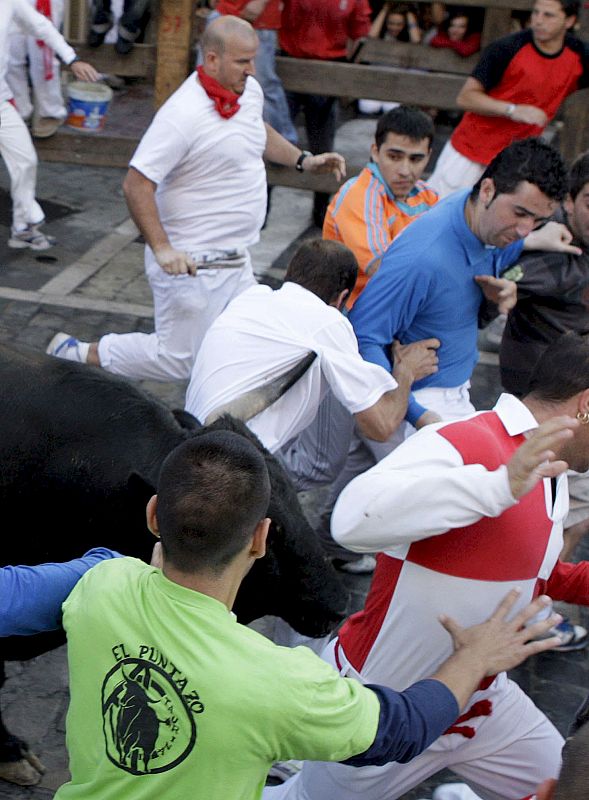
[349,246,431,424]
[271,647,381,763]
[330,183,392,278]
[0,548,121,637]
[331,424,517,552]
[471,33,525,91]
[343,680,459,767]
[544,559,589,606]
[13,0,77,64]
[506,250,569,299]
[129,115,192,185]
[316,316,397,414]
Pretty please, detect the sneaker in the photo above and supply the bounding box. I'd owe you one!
[550,618,588,652]
[46,332,89,363]
[8,224,56,251]
[32,116,63,139]
[333,554,377,574]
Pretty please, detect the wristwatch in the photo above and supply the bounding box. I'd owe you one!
[295,150,312,172]
[505,103,517,118]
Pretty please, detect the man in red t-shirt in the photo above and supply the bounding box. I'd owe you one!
[279,0,372,226]
[215,0,297,142]
[429,0,589,198]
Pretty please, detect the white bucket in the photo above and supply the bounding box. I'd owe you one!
[66,81,113,132]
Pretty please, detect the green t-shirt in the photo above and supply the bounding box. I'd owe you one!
[56,558,380,800]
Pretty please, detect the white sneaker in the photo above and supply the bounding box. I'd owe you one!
[46,332,90,363]
[433,784,484,800]
[8,224,56,251]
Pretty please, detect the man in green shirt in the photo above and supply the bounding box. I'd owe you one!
[56,430,562,799]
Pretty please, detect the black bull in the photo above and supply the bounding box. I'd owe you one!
[0,344,349,769]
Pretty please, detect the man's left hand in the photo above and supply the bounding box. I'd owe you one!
[302,153,346,182]
[71,61,100,82]
[474,275,517,314]
[523,221,582,255]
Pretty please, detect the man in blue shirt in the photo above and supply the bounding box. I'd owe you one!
[350,138,577,431]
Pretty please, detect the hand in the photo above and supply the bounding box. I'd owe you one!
[70,60,100,82]
[440,589,562,676]
[507,416,578,499]
[524,221,582,256]
[154,245,197,276]
[415,410,442,429]
[240,0,266,21]
[509,104,548,127]
[392,337,440,383]
[475,275,517,314]
[150,542,163,568]
[301,152,346,182]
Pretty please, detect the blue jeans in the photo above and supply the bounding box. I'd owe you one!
[256,29,298,144]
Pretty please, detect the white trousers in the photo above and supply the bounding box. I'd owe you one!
[98,247,256,382]
[428,141,486,199]
[6,0,66,120]
[0,100,44,230]
[264,642,563,800]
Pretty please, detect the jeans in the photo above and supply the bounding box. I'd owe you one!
[256,30,298,143]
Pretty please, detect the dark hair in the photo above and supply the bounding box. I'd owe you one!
[156,431,271,574]
[284,239,358,304]
[441,7,480,37]
[526,332,589,403]
[471,139,568,203]
[375,105,435,149]
[382,3,413,40]
[569,151,589,200]
[553,0,580,18]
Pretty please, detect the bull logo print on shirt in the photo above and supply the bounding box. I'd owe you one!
[102,659,200,774]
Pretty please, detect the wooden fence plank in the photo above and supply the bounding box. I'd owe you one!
[354,39,477,74]
[276,57,464,108]
[68,43,156,78]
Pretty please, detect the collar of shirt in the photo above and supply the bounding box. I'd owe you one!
[366,161,421,203]
[494,392,539,437]
[152,568,236,621]
[448,189,491,266]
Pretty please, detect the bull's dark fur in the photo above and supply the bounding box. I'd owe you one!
[0,344,349,766]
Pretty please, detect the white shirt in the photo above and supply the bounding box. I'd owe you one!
[130,74,267,252]
[185,282,397,453]
[1,0,76,103]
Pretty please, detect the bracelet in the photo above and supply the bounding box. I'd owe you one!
[295,150,312,172]
[505,103,516,118]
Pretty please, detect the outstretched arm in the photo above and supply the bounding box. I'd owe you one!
[264,124,346,181]
[345,591,561,767]
[0,548,121,637]
[332,415,577,552]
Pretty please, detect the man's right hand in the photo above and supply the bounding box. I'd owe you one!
[509,104,548,127]
[440,590,562,677]
[392,338,440,383]
[154,246,197,276]
[415,410,442,429]
[507,416,578,499]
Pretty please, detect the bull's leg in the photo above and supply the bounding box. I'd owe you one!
[0,632,64,786]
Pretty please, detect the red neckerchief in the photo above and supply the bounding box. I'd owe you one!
[35,0,54,81]
[196,66,240,119]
